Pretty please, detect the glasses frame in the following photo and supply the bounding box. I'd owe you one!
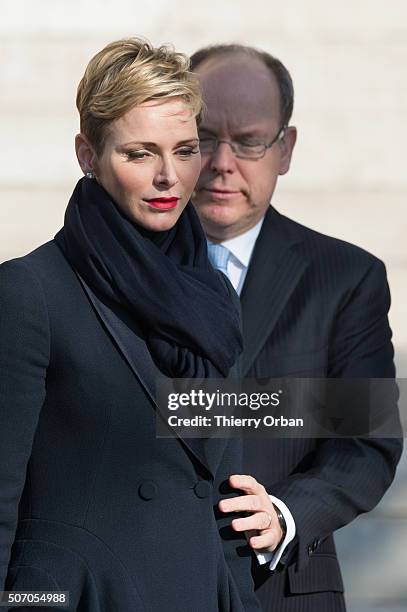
[198,125,287,160]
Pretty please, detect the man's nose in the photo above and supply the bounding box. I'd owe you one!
[209,141,237,175]
[154,156,179,188]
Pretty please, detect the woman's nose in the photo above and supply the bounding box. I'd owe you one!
[154,157,179,188]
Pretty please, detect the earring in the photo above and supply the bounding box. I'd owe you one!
[86,171,95,179]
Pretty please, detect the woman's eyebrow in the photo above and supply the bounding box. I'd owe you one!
[119,141,156,147]
[176,138,199,145]
[119,138,199,147]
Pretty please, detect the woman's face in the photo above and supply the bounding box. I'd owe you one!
[93,98,201,231]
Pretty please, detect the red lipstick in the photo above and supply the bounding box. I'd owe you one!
[145,197,179,210]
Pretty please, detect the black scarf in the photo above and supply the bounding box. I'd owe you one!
[55,177,242,378]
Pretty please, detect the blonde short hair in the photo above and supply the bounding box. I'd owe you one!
[76,37,203,156]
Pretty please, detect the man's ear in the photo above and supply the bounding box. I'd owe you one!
[278,126,297,176]
[75,133,98,176]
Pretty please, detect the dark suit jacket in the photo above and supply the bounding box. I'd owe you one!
[0,241,260,612]
[241,207,403,612]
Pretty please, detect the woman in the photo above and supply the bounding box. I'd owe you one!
[0,38,259,611]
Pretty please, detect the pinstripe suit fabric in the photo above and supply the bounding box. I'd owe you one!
[240,206,402,612]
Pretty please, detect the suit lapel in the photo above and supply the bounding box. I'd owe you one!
[240,206,308,375]
[77,275,222,478]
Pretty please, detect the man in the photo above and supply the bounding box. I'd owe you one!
[191,44,402,612]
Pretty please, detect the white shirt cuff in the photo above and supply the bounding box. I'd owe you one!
[254,494,296,570]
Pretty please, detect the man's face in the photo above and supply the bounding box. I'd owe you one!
[192,56,296,241]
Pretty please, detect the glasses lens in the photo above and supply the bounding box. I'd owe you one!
[198,137,267,159]
[235,143,266,159]
[199,138,217,154]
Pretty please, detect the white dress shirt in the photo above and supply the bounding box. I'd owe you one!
[212,218,263,296]
[207,213,296,570]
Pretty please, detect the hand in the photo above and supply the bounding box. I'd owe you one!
[218,474,284,552]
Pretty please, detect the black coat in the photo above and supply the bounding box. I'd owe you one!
[0,241,260,612]
[240,207,403,612]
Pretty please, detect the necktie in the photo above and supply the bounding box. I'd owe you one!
[207,243,231,278]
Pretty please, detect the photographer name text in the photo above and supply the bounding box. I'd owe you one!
[168,415,304,429]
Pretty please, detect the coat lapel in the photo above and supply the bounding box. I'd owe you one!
[77,275,222,478]
[240,206,308,375]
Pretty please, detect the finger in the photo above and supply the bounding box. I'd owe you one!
[219,494,262,514]
[231,511,273,532]
[248,532,280,551]
[229,474,265,495]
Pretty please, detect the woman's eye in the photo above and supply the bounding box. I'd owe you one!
[126,150,151,160]
[176,147,199,157]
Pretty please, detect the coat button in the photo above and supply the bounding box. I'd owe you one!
[138,480,158,501]
[194,481,211,499]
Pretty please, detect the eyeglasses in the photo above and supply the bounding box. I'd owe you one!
[198,126,287,160]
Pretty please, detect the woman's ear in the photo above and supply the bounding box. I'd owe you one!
[75,133,98,177]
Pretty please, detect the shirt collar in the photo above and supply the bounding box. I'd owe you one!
[219,215,265,268]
